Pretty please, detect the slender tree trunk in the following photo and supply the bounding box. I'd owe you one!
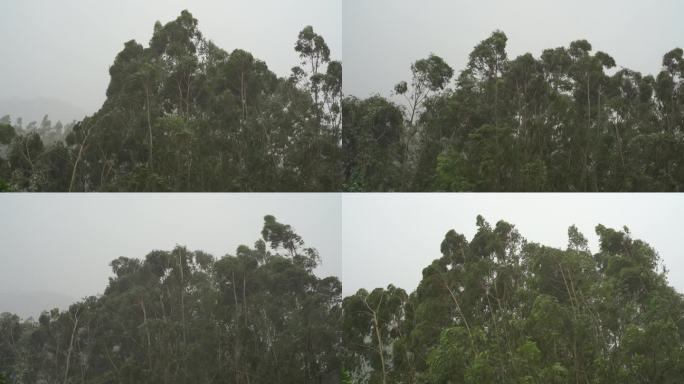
[178,80,184,117]
[22,139,35,170]
[186,75,192,117]
[232,272,242,384]
[63,308,80,384]
[140,296,153,372]
[615,124,625,167]
[145,85,153,169]
[364,295,387,384]
[585,74,591,191]
[176,251,188,383]
[559,264,582,383]
[241,71,247,121]
[69,126,92,192]
[178,251,187,346]
[494,75,499,126]
[242,273,248,327]
[440,276,472,338]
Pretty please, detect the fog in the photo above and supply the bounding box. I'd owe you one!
[3,193,684,316]
[343,0,684,98]
[0,194,341,318]
[0,0,341,119]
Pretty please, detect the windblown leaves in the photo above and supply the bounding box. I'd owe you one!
[342,216,684,383]
[0,12,341,192]
[0,216,341,383]
[343,31,684,191]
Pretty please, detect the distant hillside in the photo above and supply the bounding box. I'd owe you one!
[0,97,86,125]
[0,290,76,320]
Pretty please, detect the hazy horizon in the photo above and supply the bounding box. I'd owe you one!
[0,0,341,120]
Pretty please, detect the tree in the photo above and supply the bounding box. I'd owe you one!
[343,31,684,191]
[342,96,404,190]
[5,12,342,192]
[0,215,341,384]
[343,216,684,383]
[0,124,14,145]
[393,55,453,173]
[295,25,331,119]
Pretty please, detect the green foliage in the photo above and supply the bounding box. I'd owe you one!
[342,96,405,190]
[344,31,684,191]
[342,216,684,383]
[342,369,353,384]
[0,216,341,383]
[0,124,15,145]
[3,12,341,191]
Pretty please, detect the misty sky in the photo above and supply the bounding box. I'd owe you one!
[4,193,684,316]
[343,0,684,98]
[342,194,684,296]
[0,194,341,317]
[0,0,341,115]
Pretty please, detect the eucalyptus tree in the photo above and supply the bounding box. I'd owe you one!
[343,31,684,191]
[0,216,341,383]
[343,216,684,383]
[342,96,404,191]
[343,285,410,384]
[4,12,342,192]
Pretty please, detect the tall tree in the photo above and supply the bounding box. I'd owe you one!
[343,31,684,191]
[343,216,684,383]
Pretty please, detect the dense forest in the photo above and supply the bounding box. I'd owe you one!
[0,216,341,383]
[342,216,684,383]
[4,21,683,192]
[343,31,684,191]
[0,10,341,192]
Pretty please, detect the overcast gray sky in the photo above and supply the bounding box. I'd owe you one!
[343,0,684,98]
[342,194,684,296]
[4,193,684,316]
[0,194,341,318]
[0,0,341,116]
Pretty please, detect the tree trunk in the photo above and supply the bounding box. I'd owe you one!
[232,272,242,384]
[145,85,153,169]
[364,295,387,384]
[140,296,153,372]
[63,308,80,384]
[68,126,92,192]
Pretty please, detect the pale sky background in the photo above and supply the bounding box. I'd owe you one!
[342,194,684,296]
[343,0,684,98]
[3,193,684,316]
[0,0,341,119]
[0,194,341,318]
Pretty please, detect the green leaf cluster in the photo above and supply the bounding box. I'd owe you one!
[342,216,684,383]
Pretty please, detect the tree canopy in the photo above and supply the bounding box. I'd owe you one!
[0,216,341,383]
[0,11,341,191]
[343,31,684,191]
[343,216,684,383]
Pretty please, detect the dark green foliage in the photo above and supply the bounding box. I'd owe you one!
[343,31,684,191]
[0,216,341,383]
[1,11,341,192]
[342,96,405,190]
[342,216,684,383]
[0,124,15,145]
